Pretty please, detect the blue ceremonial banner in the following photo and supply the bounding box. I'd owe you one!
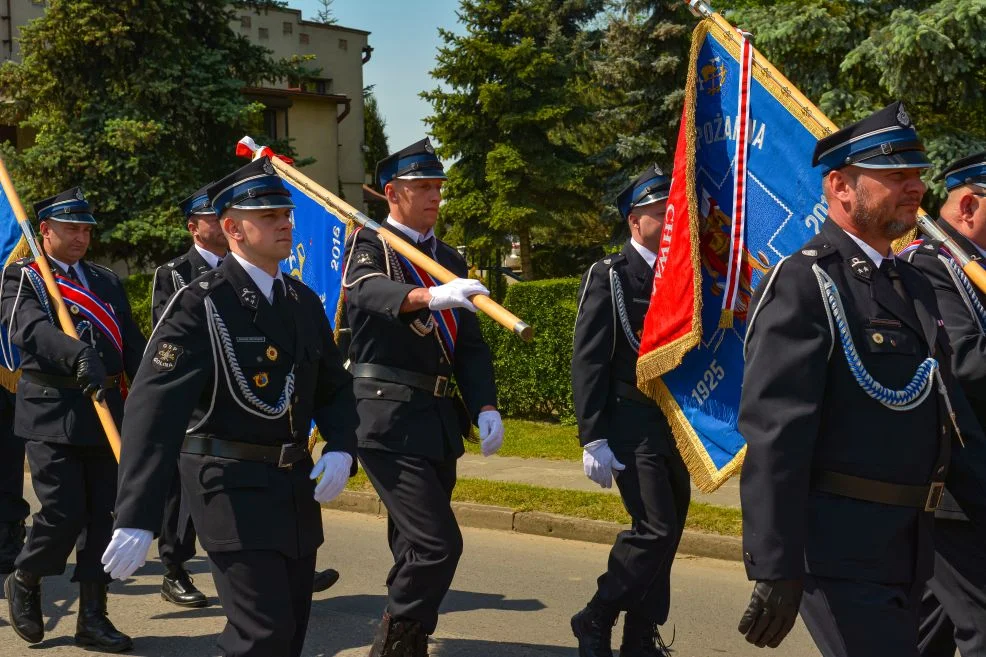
[280,178,348,329]
[636,17,831,492]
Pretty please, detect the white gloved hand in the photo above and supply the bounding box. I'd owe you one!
[311,451,353,503]
[582,439,625,489]
[428,278,490,312]
[101,528,153,580]
[478,409,505,457]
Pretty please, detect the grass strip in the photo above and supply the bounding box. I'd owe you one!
[345,470,741,537]
[463,418,581,461]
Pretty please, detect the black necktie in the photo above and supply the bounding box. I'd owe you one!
[879,259,908,300]
[66,265,82,285]
[418,236,436,257]
[216,257,223,268]
[272,279,285,306]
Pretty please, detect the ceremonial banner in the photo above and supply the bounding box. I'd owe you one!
[280,178,348,329]
[636,17,831,492]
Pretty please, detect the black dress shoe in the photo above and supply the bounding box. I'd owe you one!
[161,567,209,608]
[571,605,617,657]
[367,611,422,657]
[313,568,340,592]
[620,612,674,657]
[75,581,133,653]
[5,569,43,644]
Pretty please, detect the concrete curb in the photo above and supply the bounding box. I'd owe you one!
[325,490,741,562]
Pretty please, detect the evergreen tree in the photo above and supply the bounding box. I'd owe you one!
[363,86,390,220]
[0,0,304,265]
[424,0,605,280]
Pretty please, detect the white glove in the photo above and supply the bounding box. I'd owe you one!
[478,409,504,457]
[101,528,153,580]
[428,278,490,312]
[582,439,625,489]
[311,451,353,503]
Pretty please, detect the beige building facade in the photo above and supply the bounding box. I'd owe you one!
[1,2,370,207]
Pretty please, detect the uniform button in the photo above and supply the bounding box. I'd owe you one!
[99,351,104,357]
[744,551,754,564]
[872,333,884,345]
[439,357,446,364]
[890,339,897,347]
[376,389,383,397]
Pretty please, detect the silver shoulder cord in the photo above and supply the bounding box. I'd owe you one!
[609,267,640,353]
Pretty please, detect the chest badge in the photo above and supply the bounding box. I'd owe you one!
[266,345,279,362]
[240,287,258,309]
[253,372,269,388]
[872,332,885,345]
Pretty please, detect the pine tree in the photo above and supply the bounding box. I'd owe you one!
[363,86,390,219]
[0,0,303,265]
[424,0,605,280]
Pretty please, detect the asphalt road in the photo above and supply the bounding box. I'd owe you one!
[1,503,820,656]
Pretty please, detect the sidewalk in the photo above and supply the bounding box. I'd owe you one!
[456,452,741,508]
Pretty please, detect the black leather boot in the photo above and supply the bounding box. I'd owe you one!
[367,611,422,657]
[74,581,133,653]
[4,569,43,644]
[619,612,673,657]
[0,520,26,574]
[571,604,617,657]
[312,567,340,592]
[161,565,208,608]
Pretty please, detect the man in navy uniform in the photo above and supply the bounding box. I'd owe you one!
[570,165,688,657]
[904,150,986,656]
[736,102,986,656]
[343,138,503,656]
[0,387,28,576]
[1,187,145,651]
[148,183,225,608]
[102,157,358,657]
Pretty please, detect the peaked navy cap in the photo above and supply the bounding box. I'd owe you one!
[178,183,216,218]
[812,101,930,173]
[34,187,96,225]
[936,150,986,192]
[374,138,447,191]
[207,157,295,215]
[616,164,671,221]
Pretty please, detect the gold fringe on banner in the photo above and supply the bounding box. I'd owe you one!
[0,235,31,393]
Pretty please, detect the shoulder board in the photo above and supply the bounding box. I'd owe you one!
[917,239,944,255]
[186,268,227,295]
[601,253,626,268]
[89,262,119,276]
[14,256,35,266]
[164,253,190,269]
[790,241,837,263]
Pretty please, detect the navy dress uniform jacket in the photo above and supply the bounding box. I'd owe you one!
[343,227,496,461]
[739,220,986,586]
[572,240,672,450]
[113,257,357,558]
[1,258,145,443]
[151,245,213,325]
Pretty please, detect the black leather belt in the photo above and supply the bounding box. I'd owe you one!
[613,380,656,407]
[350,363,454,397]
[182,435,309,469]
[812,470,945,512]
[21,371,122,390]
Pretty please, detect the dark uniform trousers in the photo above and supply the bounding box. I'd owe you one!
[0,258,144,583]
[907,219,986,657]
[740,221,986,657]
[114,258,357,657]
[0,388,28,526]
[151,246,213,570]
[343,225,497,634]
[573,241,691,624]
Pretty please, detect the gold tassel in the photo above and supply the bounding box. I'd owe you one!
[0,236,32,393]
[718,308,734,329]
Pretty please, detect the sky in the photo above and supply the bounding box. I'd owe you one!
[292,0,464,154]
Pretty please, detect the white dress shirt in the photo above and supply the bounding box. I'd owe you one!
[845,231,893,269]
[230,252,284,304]
[194,244,224,269]
[49,256,89,288]
[629,238,658,269]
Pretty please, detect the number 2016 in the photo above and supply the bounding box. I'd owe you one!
[690,359,725,406]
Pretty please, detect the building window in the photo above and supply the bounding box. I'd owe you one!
[338,38,348,51]
[299,33,310,45]
[283,22,293,35]
[263,108,278,140]
[240,15,251,29]
[258,27,269,40]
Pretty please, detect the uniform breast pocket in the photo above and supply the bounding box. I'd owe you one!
[863,328,918,355]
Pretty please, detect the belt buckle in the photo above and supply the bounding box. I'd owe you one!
[433,375,448,397]
[277,444,295,469]
[925,482,945,512]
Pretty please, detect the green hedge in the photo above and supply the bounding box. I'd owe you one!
[123,272,582,423]
[123,272,154,338]
[479,278,579,423]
